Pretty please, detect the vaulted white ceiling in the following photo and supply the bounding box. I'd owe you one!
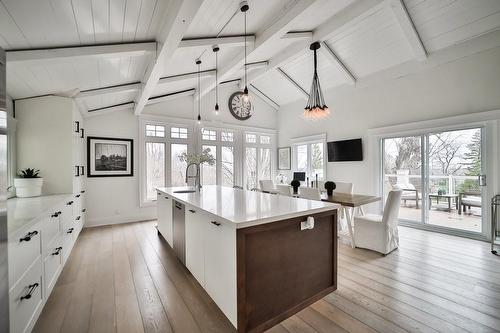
[2,0,500,115]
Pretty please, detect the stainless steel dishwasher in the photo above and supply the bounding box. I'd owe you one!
[172,200,186,264]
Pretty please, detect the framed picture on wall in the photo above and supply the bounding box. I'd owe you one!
[278,147,291,170]
[87,136,133,177]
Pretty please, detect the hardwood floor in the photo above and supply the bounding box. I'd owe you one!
[33,221,500,333]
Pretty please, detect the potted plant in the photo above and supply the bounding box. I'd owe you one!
[14,168,43,198]
[291,179,301,194]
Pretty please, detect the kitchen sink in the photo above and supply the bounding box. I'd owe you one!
[173,190,197,193]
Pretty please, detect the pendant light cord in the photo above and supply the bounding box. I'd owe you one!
[244,11,247,89]
[198,61,201,119]
[215,51,218,104]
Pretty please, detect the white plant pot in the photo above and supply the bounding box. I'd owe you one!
[14,178,43,198]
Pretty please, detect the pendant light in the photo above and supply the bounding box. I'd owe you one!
[304,42,330,120]
[240,1,250,103]
[196,58,202,124]
[212,44,220,115]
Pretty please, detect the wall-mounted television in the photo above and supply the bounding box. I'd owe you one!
[327,138,363,162]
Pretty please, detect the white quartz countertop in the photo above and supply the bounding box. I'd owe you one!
[7,194,72,236]
[157,186,339,228]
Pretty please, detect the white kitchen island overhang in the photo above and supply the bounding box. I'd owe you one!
[156,186,340,333]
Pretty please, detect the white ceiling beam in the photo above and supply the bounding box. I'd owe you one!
[87,102,134,116]
[281,31,313,40]
[276,67,309,98]
[249,84,280,111]
[6,42,156,63]
[199,0,317,98]
[147,89,195,105]
[134,0,205,115]
[179,35,255,48]
[158,69,215,85]
[389,0,427,61]
[320,41,356,85]
[76,82,142,99]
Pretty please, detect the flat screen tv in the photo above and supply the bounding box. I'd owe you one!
[293,172,306,181]
[327,138,363,162]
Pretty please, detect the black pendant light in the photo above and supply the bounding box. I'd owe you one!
[196,58,202,124]
[212,44,220,115]
[304,42,330,120]
[241,1,250,103]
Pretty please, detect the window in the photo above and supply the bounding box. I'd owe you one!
[221,131,234,142]
[292,136,326,181]
[245,147,257,189]
[146,124,165,137]
[171,144,187,186]
[259,148,271,180]
[260,135,271,144]
[171,127,188,139]
[146,142,165,200]
[202,129,217,141]
[221,146,234,187]
[202,145,217,185]
[246,133,256,143]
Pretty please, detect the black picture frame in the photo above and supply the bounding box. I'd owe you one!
[87,136,134,177]
[278,147,291,170]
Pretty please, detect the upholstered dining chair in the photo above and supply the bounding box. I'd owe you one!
[353,190,402,255]
[299,187,321,201]
[332,182,354,217]
[276,184,292,196]
[259,180,277,193]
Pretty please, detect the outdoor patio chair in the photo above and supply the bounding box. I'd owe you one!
[459,191,482,215]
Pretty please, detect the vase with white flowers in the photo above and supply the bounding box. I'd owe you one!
[179,148,215,189]
[15,168,44,197]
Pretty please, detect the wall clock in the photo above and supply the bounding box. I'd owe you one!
[228,91,252,120]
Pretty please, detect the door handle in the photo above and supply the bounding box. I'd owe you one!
[479,175,486,186]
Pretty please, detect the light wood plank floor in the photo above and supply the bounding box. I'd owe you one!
[33,221,500,333]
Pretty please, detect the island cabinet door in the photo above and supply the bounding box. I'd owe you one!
[204,218,237,327]
[157,193,173,247]
[185,207,205,286]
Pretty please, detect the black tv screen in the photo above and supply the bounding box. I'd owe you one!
[327,138,363,162]
[293,172,306,181]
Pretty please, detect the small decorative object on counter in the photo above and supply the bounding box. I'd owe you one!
[276,173,287,184]
[291,179,301,194]
[15,168,43,197]
[324,181,336,196]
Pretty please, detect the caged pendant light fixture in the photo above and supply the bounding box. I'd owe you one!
[241,1,250,104]
[304,42,330,120]
[212,44,220,115]
[196,58,202,124]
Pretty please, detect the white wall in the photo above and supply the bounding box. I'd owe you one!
[277,46,500,197]
[84,110,156,227]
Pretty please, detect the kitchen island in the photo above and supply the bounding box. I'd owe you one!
[156,186,339,333]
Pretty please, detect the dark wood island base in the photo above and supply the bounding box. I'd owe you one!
[237,210,338,333]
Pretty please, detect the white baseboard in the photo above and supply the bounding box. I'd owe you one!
[85,212,156,228]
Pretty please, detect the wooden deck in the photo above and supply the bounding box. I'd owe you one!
[33,221,500,333]
[398,205,482,232]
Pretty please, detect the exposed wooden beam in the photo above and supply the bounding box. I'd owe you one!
[249,84,280,111]
[179,35,255,48]
[134,0,205,115]
[281,31,313,41]
[389,0,427,61]
[6,42,156,63]
[158,69,215,85]
[76,82,142,99]
[87,102,134,115]
[147,89,195,105]
[276,67,309,98]
[199,0,317,98]
[219,78,241,87]
[320,41,356,85]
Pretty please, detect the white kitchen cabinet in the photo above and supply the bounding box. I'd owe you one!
[157,192,173,247]
[185,206,205,286]
[8,221,42,288]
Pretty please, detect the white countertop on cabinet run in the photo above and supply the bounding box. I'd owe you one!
[7,194,72,235]
[157,186,339,228]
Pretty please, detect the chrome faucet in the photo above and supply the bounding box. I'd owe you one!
[185,162,201,190]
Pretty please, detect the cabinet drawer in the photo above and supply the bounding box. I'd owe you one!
[44,238,63,297]
[9,258,43,333]
[62,227,75,264]
[42,214,61,255]
[9,222,42,288]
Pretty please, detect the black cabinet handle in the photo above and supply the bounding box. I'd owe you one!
[67,228,74,234]
[80,165,84,175]
[81,190,85,193]
[75,121,80,133]
[80,128,84,139]
[82,208,86,213]
[189,209,195,213]
[19,231,38,242]
[52,247,62,256]
[20,283,39,300]
[67,201,74,205]
[51,211,61,217]
[165,196,169,199]
[75,194,81,198]
[211,221,221,226]
[76,216,81,220]
[75,166,80,177]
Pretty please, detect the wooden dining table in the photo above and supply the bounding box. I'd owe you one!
[321,193,381,248]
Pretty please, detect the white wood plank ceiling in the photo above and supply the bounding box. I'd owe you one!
[1,0,500,114]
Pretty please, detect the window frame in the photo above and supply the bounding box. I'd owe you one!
[291,133,327,183]
[243,131,276,190]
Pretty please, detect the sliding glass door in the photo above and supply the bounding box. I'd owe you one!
[382,127,485,234]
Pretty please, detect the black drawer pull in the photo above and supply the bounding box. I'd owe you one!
[20,283,39,300]
[67,228,74,234]
[211,221,221,226]
[52,247,62,256]
[165,196,169,199]
[189,209,195,213]
[75,194,81,198]
[67,201,74,205]
[76,216,81,220]
[52,212,59,218]
[81,190,85,193]
[19,231,38,242]
[82,208,86,213]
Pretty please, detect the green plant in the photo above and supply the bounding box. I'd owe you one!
[18,168,41,178]
[179,148,215,166]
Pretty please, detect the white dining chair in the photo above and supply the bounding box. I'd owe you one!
[353,190,402,255]
[259,180,277,193]
[299,187,321,201]
[276,184,292,196]
[333,182,354,217]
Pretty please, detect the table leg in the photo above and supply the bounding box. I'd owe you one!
[345,207,355,248]
[455,197,459,210]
